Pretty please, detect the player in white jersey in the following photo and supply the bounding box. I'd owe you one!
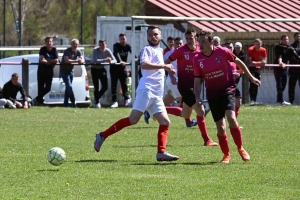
[94,26,179,162]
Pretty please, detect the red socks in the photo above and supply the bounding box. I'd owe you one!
[230,126,243,148]
[218,134,230,155]
[101,117,131,138]
[196,116,210,142]
[166,106,182,117]
[157,125,169,153]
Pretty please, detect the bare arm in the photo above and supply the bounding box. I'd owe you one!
[235,57,261,86]
[141,61,174,73]
[248,57,267,67]
[194,77,203,106]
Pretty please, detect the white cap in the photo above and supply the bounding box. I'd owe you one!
[213,36,220,42]
[235,42,242,47]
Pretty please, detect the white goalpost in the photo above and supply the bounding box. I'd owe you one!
[130,16,300,104]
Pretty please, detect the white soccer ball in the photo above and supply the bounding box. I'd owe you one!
[47,147,66,166]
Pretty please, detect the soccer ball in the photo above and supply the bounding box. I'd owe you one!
[47,147,66,166]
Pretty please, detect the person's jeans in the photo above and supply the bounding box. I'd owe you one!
[274,68,287,103]
[37,70,53,103]
[60,71,75,107]
[91,68,108,104]
[249,68,261,102]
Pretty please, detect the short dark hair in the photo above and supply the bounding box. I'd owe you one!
[147,25,161,33]
[12,73,19,78]
[280,35,288,40]
[294,32,300,38]
[198,30,213,42]
[98,39,106,43]
[167,36,174,41]
[44,37,53,42]
[224,41,232,45]
[185,29,196,35]
[119,33,126,37]
[174,37,182,42]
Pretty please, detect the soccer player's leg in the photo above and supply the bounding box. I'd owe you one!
[225,94,250,162]
[151,98,179,162]
[94,89,149,152]
[209,98,230,163]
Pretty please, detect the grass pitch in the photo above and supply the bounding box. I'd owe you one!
[0,105,299,199]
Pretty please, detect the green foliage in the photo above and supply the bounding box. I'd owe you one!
[0,0,146,46]
[0,105,300,199]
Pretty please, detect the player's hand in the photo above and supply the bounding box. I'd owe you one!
[170,76,177,85]
[250,77,261,86]
[196,98,203,107]
[163,64,174,72]
[232,70,240,78]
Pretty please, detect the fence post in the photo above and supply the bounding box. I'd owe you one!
[22,58,29,96]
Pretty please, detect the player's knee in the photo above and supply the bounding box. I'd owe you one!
[160,118,170,126]
[129,116,140,125]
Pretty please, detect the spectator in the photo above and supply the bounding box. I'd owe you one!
[2,73,29,109]
[233,42,245,62]
[213,36,221,46]
[274,35,292,105]
[91,39,116,108]
[34,37,59,106]
[0,87,6,109]
[247,38,267,104]
[224,41,234,52]
[288,32,300,104]
[163,36,174,55]
[110,33,132,108]
[60,39,85,107]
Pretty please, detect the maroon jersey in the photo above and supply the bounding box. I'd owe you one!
[169,44,200,90]
[193,46,236,100]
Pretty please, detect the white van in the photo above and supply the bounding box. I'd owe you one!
[0,53,91,107]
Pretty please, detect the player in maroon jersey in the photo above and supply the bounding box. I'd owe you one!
[193,31,261,163]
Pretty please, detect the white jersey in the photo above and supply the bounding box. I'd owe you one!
[164,49,178,80]
[138,45,165,97]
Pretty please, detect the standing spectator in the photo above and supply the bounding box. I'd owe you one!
[110,34,132,108]
[34,37,58,105]
[232,42,246,118]
[247,38,267,104]
[288,32,300,104]
[91,39,116,108]
[60,39,85,107]
[274,35,292,105]
[2,73,29,109]
[94,26,179,162]
[163,36,174,55]
[213,36,221,46]
[194,31,261,163]
[224,41,234,52]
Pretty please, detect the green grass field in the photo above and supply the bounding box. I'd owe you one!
[0,105,299,200]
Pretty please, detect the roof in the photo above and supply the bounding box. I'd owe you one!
[146,0,300,32]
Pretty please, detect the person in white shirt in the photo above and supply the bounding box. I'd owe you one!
[94,26,179,162]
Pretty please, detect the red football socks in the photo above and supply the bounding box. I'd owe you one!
[166,106,182,117]
[157,125,169,153]
[217,134,230,155]
[101,117,131,138]
[230,126,243,148]
[196,116,210,142]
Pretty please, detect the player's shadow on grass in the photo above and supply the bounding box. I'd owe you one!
[131,161,219,166]
[74,159,118,163]
[37,169,59,172]
[112,144,165,148]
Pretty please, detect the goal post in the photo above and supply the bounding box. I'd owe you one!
[130,16,300,104]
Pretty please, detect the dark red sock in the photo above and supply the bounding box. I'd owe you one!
[235,106,240,118]
[185,118,191,124]
[166,106,182,117]
[217,134,230,155]
[196,116,210,142]
[230,126,243,148]
[101,117,131,138]
[157,125,169,153]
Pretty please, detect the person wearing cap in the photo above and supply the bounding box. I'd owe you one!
[213,36,221,46]
[247,38,267,104]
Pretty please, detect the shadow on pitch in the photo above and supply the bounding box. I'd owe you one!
[112,144,162,148]
[74,159,118,163]
[131,161,219,166]
[37,169,59,172]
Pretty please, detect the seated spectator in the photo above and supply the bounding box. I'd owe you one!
[163,36,174,55]
[2,73,29,109]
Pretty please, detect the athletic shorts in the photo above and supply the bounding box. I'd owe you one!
[133,89,166,117]
[165,76,181,99]
[178,89,196,107]
[208,94,235,122]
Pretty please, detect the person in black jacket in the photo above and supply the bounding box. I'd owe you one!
[110,33,132,108]
[34,37,58,105]
[2,73,28,109]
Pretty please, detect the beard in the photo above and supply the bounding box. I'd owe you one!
[148,39,160,46]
